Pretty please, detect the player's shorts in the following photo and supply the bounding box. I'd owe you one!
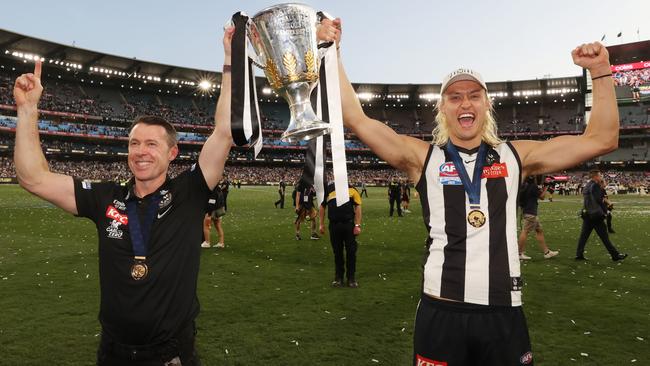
[413,294,534,366]
[522,214,541,232]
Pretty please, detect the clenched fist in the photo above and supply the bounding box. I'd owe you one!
[571,42,611,76]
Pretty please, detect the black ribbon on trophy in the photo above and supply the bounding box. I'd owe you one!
[228,5,349,206]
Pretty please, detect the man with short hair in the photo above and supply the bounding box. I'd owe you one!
[319,180,363,288]
[13,29,237,365]
[518,176,559,260]
[575,170,627,261]
[319,18,620,365]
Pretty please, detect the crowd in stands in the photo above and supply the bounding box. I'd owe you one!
[613,68,650,88]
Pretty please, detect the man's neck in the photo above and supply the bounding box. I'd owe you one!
[134,176,166,198]
[449,136,481,150]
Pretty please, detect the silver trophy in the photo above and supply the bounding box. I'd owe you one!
[248,3,331,142]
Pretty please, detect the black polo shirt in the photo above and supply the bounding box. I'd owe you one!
[74,163,210,345]
[321,182,361,223]
[299,185,316,209]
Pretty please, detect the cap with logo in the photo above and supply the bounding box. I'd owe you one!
[441,68,488,94]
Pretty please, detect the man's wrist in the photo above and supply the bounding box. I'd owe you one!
[222,64,232,73]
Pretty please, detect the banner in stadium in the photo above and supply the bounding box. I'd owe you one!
[611,61,650,72]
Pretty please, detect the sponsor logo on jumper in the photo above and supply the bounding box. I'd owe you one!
[112,200,126,211]
[157,205,173,219]
[106,220,124,239]
[482,163,509,178]
[416,355,447,366]
[520,351,533,364]
[106,205,128,225]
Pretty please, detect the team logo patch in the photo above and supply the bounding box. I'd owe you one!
[158,189,172,208]
[415,355,447,366]
[438,162,462,185]
[512,276,524,291]
[482,163,509,178]
[520,351,533,364]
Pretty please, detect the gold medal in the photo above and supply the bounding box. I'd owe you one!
[467,209,486,228]
[131,258,148,280]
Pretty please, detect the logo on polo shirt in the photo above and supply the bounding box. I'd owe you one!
[415,355,447,366]
[105,205,128,240]
[159,189,172,209]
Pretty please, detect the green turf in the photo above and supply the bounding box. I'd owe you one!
[0,185,648,365]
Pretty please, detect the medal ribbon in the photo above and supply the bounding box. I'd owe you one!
[446,141,488,207]
[126,195,162,258]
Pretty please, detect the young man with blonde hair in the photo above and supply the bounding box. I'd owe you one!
[319,18,619,365]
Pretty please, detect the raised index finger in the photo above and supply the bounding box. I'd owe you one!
[34,60,42,79]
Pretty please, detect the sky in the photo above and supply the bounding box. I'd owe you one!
[0,0,649,84]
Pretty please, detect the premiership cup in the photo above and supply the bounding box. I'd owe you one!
[248,3,331,142]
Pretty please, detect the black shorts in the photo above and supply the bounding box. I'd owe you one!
[413,295,533,366]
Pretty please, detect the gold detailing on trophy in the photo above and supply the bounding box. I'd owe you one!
[283,52,299,82]
[265,58,282,90]
[303,50,319,82]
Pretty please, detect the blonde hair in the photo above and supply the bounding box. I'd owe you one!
[432,93,503,147]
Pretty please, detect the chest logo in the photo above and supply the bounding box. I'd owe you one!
[439,162,462,185]
[105,205,128,240]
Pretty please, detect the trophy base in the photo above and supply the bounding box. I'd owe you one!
[281,121,331,143]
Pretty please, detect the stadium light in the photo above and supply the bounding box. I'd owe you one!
[262,87,272,95]
[199,80,212,91]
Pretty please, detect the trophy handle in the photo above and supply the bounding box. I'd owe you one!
[246,19,266,69]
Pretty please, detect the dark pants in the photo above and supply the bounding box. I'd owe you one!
[361,189,368,198]
[414,295,533,366]
[329,221,357,282]
[606,211,614,232]
[576,217,620,259]
[275,192,285,208]
[389,195,402,216]
[222,191,228,211]
[97,324,200,366]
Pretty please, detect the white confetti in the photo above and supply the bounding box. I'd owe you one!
[371,359,379,363]
[580,353,588,357]
[636,337,644,341]
[340,317,346,320]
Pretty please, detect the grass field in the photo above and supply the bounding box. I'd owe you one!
[0,184,648,365]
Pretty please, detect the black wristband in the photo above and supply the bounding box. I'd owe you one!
[223,64,232,73]
[591,73,612,81]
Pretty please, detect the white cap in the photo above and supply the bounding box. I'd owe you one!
[440,68,487,94]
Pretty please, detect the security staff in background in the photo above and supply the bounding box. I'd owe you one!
[575,170,627,261]
[388,177,403,217]
[275,178,286,208]
[320,17,620,365]
[12,27,235,366]
[319,180,363,288]
[360,181,368,197]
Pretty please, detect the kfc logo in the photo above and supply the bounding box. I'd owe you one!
[416,354,447,366]
[106,205,128,225]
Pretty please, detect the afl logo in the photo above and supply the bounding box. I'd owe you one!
[439,162,458,177]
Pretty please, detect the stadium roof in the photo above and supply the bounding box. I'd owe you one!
[0,27,583,102]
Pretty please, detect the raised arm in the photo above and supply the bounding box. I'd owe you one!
[13,61,77,214]
[513,42,619,177]
[199,27,235,190]
[319,19,429,183]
